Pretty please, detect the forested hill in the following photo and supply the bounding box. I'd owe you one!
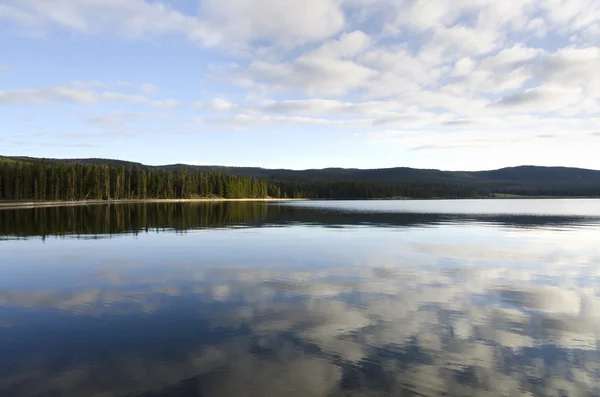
[1,156,600,199]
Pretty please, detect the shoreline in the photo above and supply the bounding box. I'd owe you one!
[0,198,305,211]
[1,196,598,211]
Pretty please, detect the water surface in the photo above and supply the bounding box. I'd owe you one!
[1,200,600,396]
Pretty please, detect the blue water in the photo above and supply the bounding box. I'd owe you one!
[0,200,599,396]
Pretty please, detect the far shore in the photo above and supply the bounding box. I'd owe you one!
[0,198,306,211]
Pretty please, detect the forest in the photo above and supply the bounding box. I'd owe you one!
[2,156,600,200]
[0,160,273,201]
[0,159,475,201]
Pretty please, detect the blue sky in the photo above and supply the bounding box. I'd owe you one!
[0,0,599,170]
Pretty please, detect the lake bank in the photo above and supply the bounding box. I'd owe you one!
[3,196,599,211]
[0,198,305,211]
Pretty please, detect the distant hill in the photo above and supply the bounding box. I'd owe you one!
[2,155,600,197]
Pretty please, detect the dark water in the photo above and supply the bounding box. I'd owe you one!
[1,200,600,397]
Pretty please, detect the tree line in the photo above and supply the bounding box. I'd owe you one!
[0,161,276,201]
[0,159,478,201]
[274,180,476,199]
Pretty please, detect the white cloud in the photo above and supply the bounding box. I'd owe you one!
[0,4,38,25]
[210,98,235,111]
[248,56,376,96]
[200,0,345,48]
[139,83,158,95]
[450,57,476,77]
[0,86,142,105]
[540,0,600,32]
[360,47,439,85]
[1,0,345,49]
[257,99,406,117]
[0,0,222,46]
[88,111,169,130]
[151,99,180,109]
[385,0,463,32]
[211,114,370,128]
[538,47,600,91]
[0,82,176,108]
[2,0,600,166]
[0,64,12,72]
[310,30,371,59]
[481,44,544,71]
[491,85,583,112]
[426,24,499,57]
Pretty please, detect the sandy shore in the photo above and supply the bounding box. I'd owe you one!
[0,198,305,210]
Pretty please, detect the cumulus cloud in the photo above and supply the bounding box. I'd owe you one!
[247,56,376,96]
[209,97,235,111]
[490,85,583,112]
[2,0,599,158]
[538,47,600,90]
[200,0,345,48]
[0,0,221,45]
[0,0,345,49]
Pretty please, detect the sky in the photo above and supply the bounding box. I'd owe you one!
[0,0,599,171]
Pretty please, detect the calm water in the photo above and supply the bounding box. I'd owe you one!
[1,200,600,397]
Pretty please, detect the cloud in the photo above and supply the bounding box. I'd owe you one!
[426,24,500,56]
[151,99,180,109]
[0,86,145,105]
[256,99,405,117]
[442,118,496,127]
[139,83,159,95]
[88,111,169,129]
[450,57,476,76]
[384,0,464,32]
[0,82,177,108]
[209,98,235,111]
[1,0,345,49]
[540,0,600,33]
[0,0,221,46]
[0,4,37,25]
[0,64,12,72]
[2,0,600,162]
[210,114,369,128]
[409,143,473,152]
[200,0,345,48]
[538,47,600,90]
[490,85,583,111]
[481,44,544,71]
[1,140,97,148]
[310,30,371,59]
[247,55,375,96]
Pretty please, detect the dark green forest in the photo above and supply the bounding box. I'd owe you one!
[1,156,600,200]
[0,161,274,201]
[0,159,476,201]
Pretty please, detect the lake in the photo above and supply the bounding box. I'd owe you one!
[1,199,600,396]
